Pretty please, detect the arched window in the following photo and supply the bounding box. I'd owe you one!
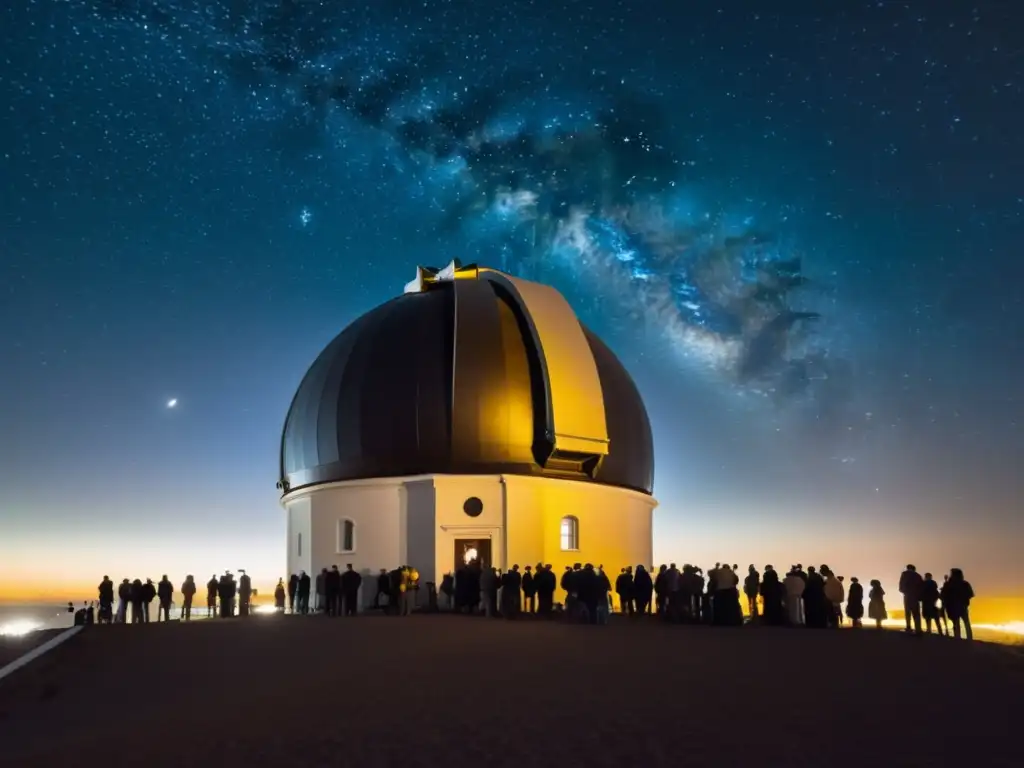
[337,519,356,554]
[559,516,579,552]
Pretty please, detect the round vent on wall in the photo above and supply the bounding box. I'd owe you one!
[463,497,484,518]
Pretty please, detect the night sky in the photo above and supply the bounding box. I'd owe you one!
[2,1,1021,601]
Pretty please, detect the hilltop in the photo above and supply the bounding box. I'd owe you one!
[0,615,1022,767]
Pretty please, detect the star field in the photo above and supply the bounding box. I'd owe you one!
[1,0,1021,599]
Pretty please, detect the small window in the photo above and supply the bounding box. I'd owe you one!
[337,518,356,554]
[559,516,579,551]
[297,532,302,557]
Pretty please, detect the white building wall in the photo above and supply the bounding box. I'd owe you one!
[285,497,312,579]
[284,473,655,608]
[402,479,437,601]
[432,475,505,585]
[284,479,405,610]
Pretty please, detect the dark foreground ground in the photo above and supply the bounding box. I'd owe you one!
[0,628,67,669]
[0,615,1022,767]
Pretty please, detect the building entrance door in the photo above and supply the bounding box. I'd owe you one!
[455,538,492,571]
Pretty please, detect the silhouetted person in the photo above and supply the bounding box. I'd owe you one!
[501,565,522,618]
[921,572,943,635]
[130,578,144,624]
[341,564,362,615]
[522,565,536,613]
[760,565,784,625]
[846,577,864,627]
[315,568,327,613]
[560,566,575,615]
[156,575,174,622]
[440,572,455,609]
[238,570,252,617]
[783,569,804,625]
[116,579,130,623]
[375,569,390,610]
[743,565,760,619]
[578,564,599,624]
[455,564,480,614]
[141,578,156,623]
[97,576,114,624]
[298,571,311,614]
[803,567,827,628]
[898,564,923,634]
[536,563,556,615]
[941,568,974,640]
[322,566,339,616]
[823,566,844,629]
[868,580,887,628]
[653,565,668,615]
[616,566,634,615]
[181,575,196,620]
[663,563,682,622]
[206,575,218,617]
[633,565,653,616]
[288,573,299,613]
[713,563,742,626]
[218,571,236,618]
[274,578,286,610]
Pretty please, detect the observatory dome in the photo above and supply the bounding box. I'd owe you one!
[279,261,654,496]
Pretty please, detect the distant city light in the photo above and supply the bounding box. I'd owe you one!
[976,621,1024,637]
[0,619,42,637]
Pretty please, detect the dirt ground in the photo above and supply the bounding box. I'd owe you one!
[0,614,1021,767]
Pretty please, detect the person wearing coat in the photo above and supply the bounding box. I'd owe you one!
[273,578,286,611]
[845,577,865,627]
[868,580,887,628]
[784,569,805,625]
[941,568,975,641]
[823,569,845,628]
[920,573,944,635]
[180,575,197,621]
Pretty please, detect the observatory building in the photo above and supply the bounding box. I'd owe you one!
[278,260,656,605]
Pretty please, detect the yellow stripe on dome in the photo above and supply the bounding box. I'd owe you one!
[479,268,609,459]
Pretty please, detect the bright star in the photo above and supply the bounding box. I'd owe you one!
[167,398,178,409]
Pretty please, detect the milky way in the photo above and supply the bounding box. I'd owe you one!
[86,0,852,431]
[3,0,1023,598]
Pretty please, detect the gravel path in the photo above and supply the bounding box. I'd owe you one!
[0,615,1021,767]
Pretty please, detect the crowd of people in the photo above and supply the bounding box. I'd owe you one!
[82,561,976,640]
[90,570,256,624]
[435,561,976,639]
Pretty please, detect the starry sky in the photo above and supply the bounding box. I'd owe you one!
[1,1,1022,603]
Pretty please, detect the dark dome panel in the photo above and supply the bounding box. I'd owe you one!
[279,269,655,496]
[583,329,655,494]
